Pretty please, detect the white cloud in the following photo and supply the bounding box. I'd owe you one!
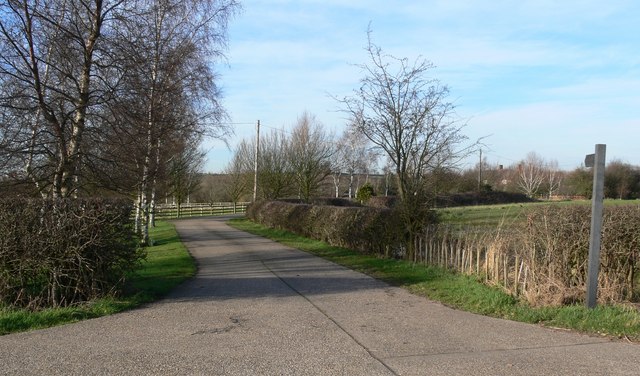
[205,0,640,172]
[463,100,640,169]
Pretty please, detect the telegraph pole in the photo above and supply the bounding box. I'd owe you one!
[478,148,482,191]
[253,120,260,202]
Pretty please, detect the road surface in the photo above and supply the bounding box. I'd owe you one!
[1,216,638,375]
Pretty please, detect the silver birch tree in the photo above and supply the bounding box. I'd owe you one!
[517,152,546,198]
[0,0,123,197]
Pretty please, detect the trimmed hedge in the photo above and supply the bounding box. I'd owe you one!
[247,200,403,256]
[0,198,143,309]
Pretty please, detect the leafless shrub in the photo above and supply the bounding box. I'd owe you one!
[0,198,143,309]
[416,204,639,306]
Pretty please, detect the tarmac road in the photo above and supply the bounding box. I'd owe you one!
[1,216,639,375]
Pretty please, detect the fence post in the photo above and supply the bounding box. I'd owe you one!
[585,144,606,309]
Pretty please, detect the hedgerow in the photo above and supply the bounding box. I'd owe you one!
[417,204,640,306]
[0,198,143,309]
[247,200,404,256]
[517,204,640,304]
[248,200,640,306]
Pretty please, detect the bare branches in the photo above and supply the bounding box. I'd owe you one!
[0,0,239,200]
[337,32,470,203]
[289,112,334,202]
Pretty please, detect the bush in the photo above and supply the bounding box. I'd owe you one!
[355,183,375,204]
[247,200,403,256]
[518,204,640,304]
[0,198,143,309]
[364,191,532,209]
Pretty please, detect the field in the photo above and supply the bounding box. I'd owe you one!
[437,199,640,228]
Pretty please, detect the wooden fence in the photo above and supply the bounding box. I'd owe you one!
[415,227,525,296]
[154,202,250,220]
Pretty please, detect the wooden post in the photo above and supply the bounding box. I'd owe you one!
[585,144,606,308]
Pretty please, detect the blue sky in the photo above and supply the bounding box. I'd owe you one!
[204,0,640,173]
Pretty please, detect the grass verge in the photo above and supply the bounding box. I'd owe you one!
[0,221,195,335]
[229,218,640,342]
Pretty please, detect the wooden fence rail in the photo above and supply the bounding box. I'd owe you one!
[154,202,250,220]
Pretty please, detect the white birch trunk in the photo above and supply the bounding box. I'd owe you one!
[134,187,143,234]
[139,125,153,245]
[332,173,341,198]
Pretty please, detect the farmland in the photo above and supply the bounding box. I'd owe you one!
[437,199,640,228]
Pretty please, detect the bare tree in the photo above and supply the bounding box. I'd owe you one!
[105,0,238,243]
[564,166,593,198]
[337,31,471,259]
[337,31,470,206]
[228,128,295,201]
[288,112,334,202]
[0,0,124,197]
[329,139,348,198]
[0,0,238,211]
[382,162,395,197]
[546,159,563,199]
[166,137,206,218]
[330,127,374,199]
[223,141,252,203]
[340,125,377,199]
[605,160,640,199]
[517,152,546,198]
[259,128,295,199]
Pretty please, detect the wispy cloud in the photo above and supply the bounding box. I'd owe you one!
[208,0,640,172]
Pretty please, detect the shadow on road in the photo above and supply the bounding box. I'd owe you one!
[169,217,388,303]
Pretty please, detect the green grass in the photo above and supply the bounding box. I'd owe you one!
[125,221,196,298]
[0,221,195,335]
[229,218,640,341]
[437,199,640,228]
[437,202,533,228]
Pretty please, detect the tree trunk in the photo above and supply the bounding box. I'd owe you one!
[60,1,103,197]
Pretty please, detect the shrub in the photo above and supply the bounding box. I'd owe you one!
[518,204,640,304]
[355,183,375,204]
[278,197,361,207]
[0,198,143,309]
[411,203,639,306]
[247,200,404,256]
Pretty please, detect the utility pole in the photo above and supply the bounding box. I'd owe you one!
[585,144,606,308]
[253,120,260,202]
[478,148,482,191]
